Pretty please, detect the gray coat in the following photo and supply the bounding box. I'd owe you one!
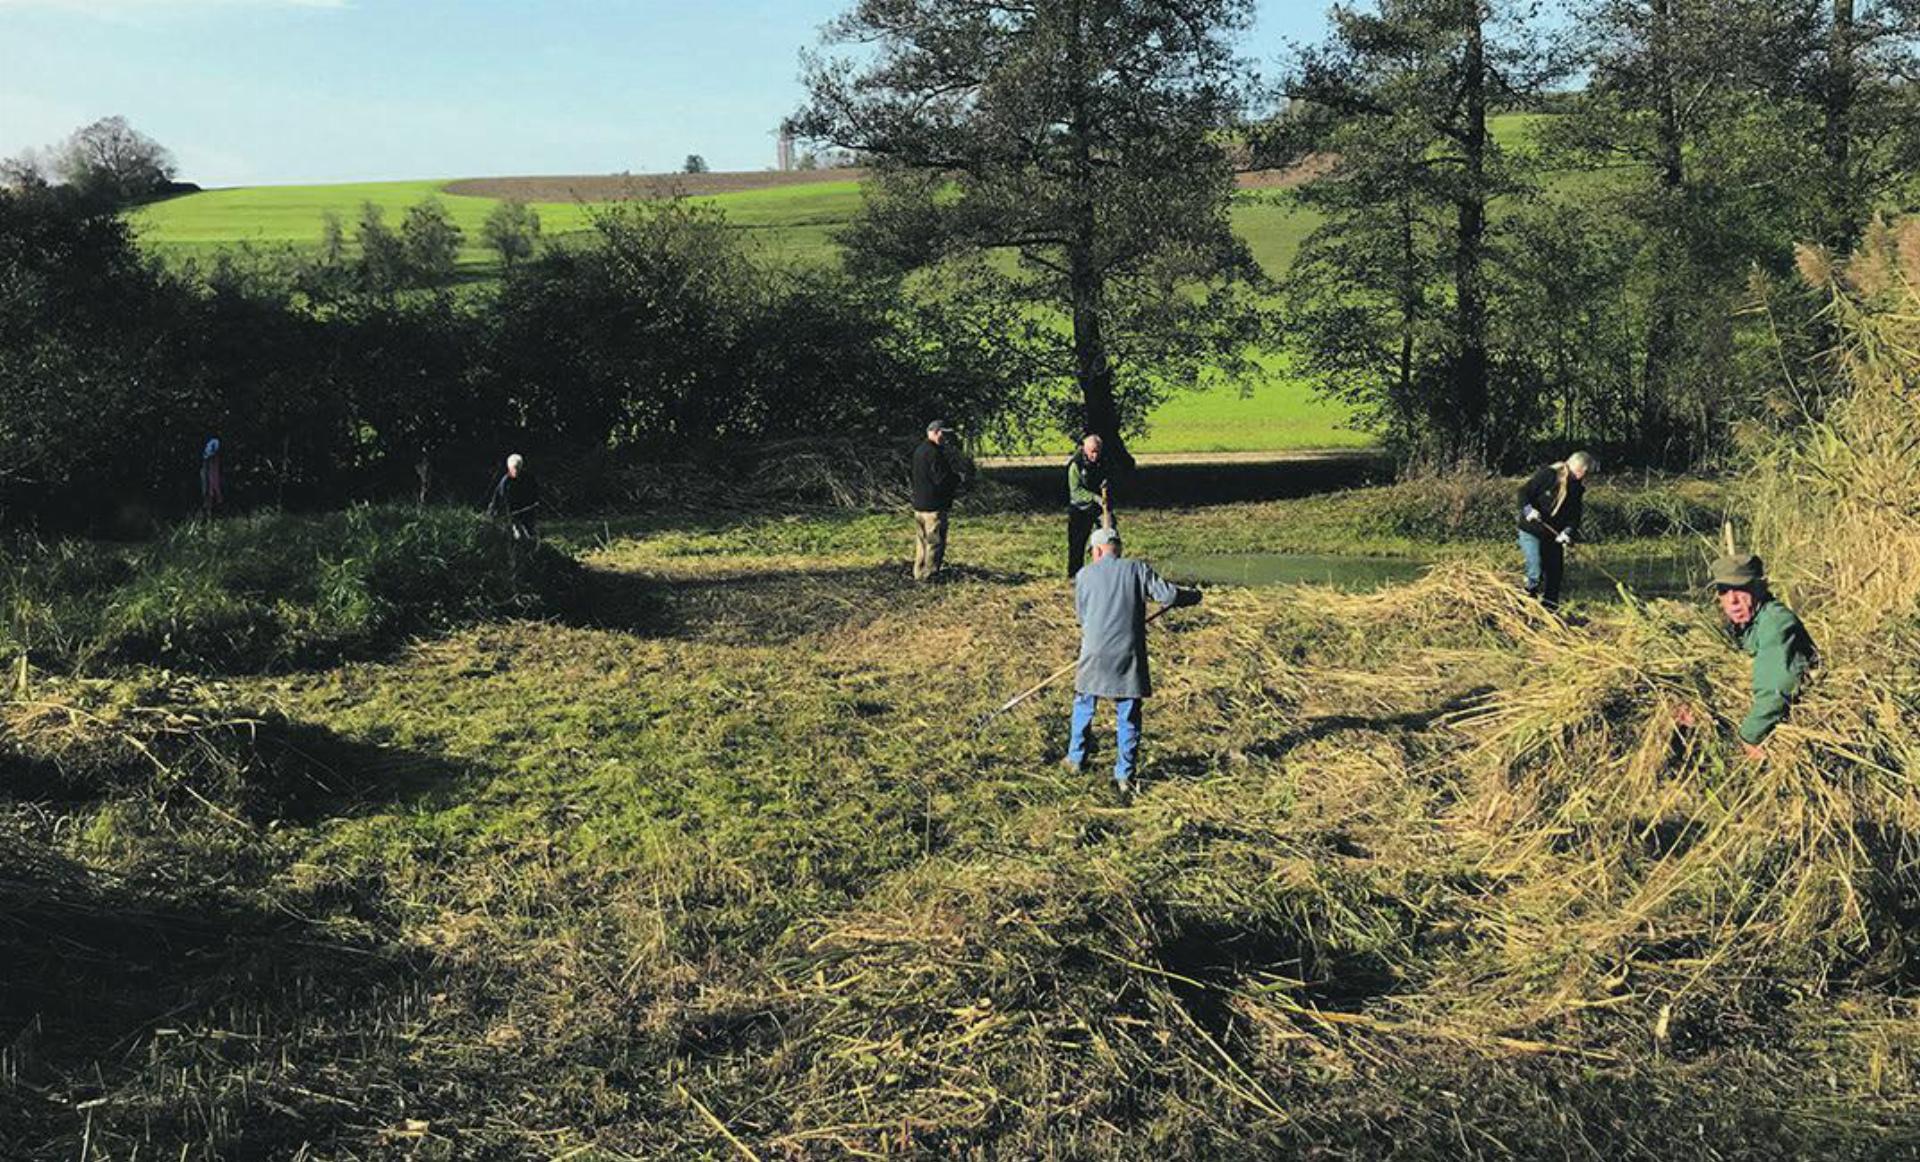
[1074,556,1199,699]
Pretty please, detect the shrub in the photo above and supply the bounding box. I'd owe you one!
[3,507,576,674]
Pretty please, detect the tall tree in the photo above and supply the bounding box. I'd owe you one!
[400,198,465,288]
[50,116,178,205]
[1278,0,1552,462]
[482,199,542,270]
[1548,0,1853,457]
[354,202,409,296]
[792,0,1269,455]
[1805,0,1920,247]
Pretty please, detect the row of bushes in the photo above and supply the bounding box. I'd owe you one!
[3,506,575,674]
[1346,469,1728,544]
[0,187,1033,532]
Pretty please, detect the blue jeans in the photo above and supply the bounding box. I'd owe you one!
[1068,693,1143,784]
[1517,530,1565,606]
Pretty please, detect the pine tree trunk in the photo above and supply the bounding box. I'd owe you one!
[1643,0,1686,461]
[1397,175,1420,440]
[1825,0,1859,246]
[1453,0,1491,461]
[1066,0,1127,462]
[1070,239,1122,452]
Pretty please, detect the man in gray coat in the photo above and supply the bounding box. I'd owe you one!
[1063,527,1201,800]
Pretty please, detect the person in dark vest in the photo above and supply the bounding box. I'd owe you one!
[488,453,542,541]
[1066,434,1114,578]
[1516,451,1597,608]
[1062,528,1201,802]
[910,419,965,581]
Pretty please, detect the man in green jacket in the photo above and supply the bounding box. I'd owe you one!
[1066,434,1113,578]
[1703,553,1817,759]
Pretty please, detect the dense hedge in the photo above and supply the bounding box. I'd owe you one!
[2,506,576,672]
[0,189,1023,531]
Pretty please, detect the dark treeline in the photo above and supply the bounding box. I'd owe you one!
[0,187,1031,531]
[4,0,1917,530]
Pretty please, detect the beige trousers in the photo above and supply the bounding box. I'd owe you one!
[913,509,950,580]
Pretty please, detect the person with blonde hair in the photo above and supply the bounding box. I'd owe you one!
[1516,450,1596,608]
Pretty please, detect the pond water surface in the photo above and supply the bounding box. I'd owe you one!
[1160,551,1707,599]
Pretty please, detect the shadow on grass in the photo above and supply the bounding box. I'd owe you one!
[563,560,1033,645]
[1143,688,1494,784]
[1,710,481,826]
[0,840,431,1159]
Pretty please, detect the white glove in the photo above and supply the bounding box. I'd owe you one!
[1556,530,1572,545]
[1523,505,1540,522]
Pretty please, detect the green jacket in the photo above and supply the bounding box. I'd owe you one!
[1733,599,1815,745]
[1066,452,1111,511]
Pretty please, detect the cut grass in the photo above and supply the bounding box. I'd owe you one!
[7,468,1917,1157]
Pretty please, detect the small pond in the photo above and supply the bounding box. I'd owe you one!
[1160,551,1707,599]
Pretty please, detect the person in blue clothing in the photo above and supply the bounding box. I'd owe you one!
[1516,451,1597,608]
[1062,527,1201,801]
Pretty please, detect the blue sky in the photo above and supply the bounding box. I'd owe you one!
[0,0,1330,188]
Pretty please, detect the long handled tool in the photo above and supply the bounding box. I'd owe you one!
[1533,515,1635,594]
[975,605,1173,734]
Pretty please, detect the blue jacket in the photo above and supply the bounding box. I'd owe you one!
[1073,555,1199,699]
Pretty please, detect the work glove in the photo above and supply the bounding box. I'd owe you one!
[1556,530,1572,545]
[1523,505,1540,523]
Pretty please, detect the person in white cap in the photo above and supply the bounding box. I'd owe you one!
[1063,527,1200,801]
[488,453,542,541]
[199,437,224,520]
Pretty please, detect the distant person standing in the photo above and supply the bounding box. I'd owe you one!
[199,437,224,520]
[1066,434,1114,578]
[1063,528,1201,801]
[910,419,965,582]
[488,453,542,541]
[1516,451,1597,609]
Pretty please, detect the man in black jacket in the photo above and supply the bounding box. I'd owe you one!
[488,453,542,541]
[911,420,965,581]
[1516,451,1596,608]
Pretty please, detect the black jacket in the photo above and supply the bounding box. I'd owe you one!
[491,471,541,517]
[911,439,962,512]
[1517,465,1583,539]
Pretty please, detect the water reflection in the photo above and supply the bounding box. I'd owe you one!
[1160,552,1706,599]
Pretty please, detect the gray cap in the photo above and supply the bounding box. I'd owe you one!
[927,419,951,434]
[1089,527,1121,548]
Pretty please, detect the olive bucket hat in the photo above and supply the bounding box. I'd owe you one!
[1710,553,1765,589]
